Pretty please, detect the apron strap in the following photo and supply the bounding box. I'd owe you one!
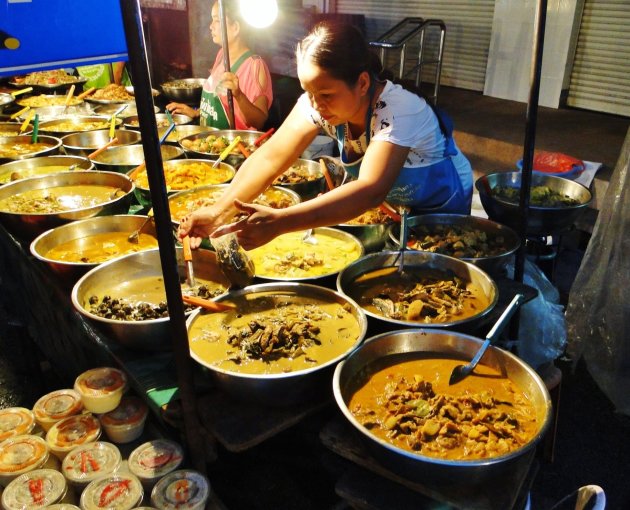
[230,50,254,74]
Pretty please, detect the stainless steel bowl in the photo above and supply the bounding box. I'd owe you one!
[62,129,142,157]
[168,184,301,226]
[178,129,264,168]
[130,159,236,207]
[336,250,498,332]
[18,104,94,122]
[272,158,326,201]
[0,121,31,136]
[156,124,216,145]
[475,171,592,235]
[187,282,368,405]
[30,214,158,286]
[0,93,15,113]
[90,144,184,173]
[0,155,93,186]
[388,214,521,277]
[72,248,230,351]
[0,170,134,240]
[38,115,122,137]
[0,135,62,164]
[16,94,84,109]
[160,78,206,103]
[93,103,160,117]
[123,113,193,130]
[336,220,394,253]
[333,329,552,485]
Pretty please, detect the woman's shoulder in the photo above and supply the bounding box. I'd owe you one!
[377,81,427,112]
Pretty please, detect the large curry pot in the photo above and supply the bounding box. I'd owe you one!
[333,329,552,486]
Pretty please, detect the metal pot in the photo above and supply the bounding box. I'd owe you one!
[160,78,205,104]
[72,248,230,351]
[30,214,158,287]
[155,124,216,145]
[0,122,30,137]
[272,158,326,201]
[388,214,521,277]
[62,129,141,157]
[178,129,265,168]
[0,135,62,164]
[38,116,122,137]
[336,250,498,332]
[0,170,134,240]
[90,144,184,173]
[475,171,592,235]
[187,282,368,405]
[0,155,93,186]
[123,113,193,130]
[93,103,159,117]
[333,328,552,485]
[17,104,94,122]
[336,221,394,254]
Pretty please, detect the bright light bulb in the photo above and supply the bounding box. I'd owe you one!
[239,0,278,28]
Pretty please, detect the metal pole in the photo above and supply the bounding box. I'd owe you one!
[218,0,235,129]
[118,0,211,473]
[514,0,548,284]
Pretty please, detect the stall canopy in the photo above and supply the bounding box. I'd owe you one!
[0,0,128,77]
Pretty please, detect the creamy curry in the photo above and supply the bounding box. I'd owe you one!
[42,120,109,133]
[188,291,362,375]
[0,142,54,159]
[0,165,80,184]
[134,161,233,191]
[349,355,539,460]
[44,232,158,264]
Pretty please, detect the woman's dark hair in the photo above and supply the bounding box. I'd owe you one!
[296,21,383,87]
[214,0,249,38]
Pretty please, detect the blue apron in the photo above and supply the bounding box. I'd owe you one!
[335,89,468,215]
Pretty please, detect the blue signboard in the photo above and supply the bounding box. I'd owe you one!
[0,0,128,77]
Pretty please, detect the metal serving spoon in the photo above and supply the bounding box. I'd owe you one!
[449,293,524,385]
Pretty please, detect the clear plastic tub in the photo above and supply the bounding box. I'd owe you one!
[45,414,101,461]
[150,470,210,510]
[0,435,49,488]
[1,468,68,510]
[33,389,84,432]
[80,473,143,510]
[61,441,122,489]
[127,439,183,490]
[0,408,36,442]
[99,396,148,444]
[73,368,127,414]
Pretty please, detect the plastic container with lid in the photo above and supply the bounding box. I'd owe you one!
[33,389,84,432]
[80,473,143,510]
[99,397,148,444]
[73,368,127,414]
[127,439,183,490]
[45,414,101,461]
[0,408,36,442]
[61,441,122,488]
[150,470,210,510]
[0,435,50,488]
[1,468,68,510]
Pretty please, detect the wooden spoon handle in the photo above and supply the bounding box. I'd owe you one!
[128,161,146,180]
[319,158,335,191]
[87,137,119,159]
[77,87,96,100]
[182,295,236,312]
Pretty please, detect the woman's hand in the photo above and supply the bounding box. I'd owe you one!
[166,102,198,118]
[217,72,241,99]
[211,200,284,250]
[177,205,223,249]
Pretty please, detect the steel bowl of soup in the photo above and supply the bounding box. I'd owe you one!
[178,129,265,168]
[39,116,122,137]
[336,250,498,332]
[187,282,368,405]
[30,214,159,286]
[272,158,326,201]
[0,122,31,137]
[0,135,62,164]
[62,129,141,157]
[90,144,184,173]
[333,329,552,486]
[72,248,230,351]
[0,170,134,240]
[0,155,93,186]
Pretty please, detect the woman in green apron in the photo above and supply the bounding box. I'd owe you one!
[166,0,272,130]
[178,20,473,250]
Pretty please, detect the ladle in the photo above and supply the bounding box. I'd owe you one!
[127,209,153,244]
[212,136,241,168]
[448,293,524,385]
[397,208,409,274]
[128,123,176,179]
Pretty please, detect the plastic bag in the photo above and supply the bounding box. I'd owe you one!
[565,130,630,416]
[533,151,584,173]
[210,233,255,289]
[506,258,567,370]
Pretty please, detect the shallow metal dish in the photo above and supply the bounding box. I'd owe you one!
[62,129,141,157]
[336,250,498,332]
[333,329,552,485]
[337,220,394,254]
[72,247,230,351]
[0,122,32,137]
[0,155,93,186]
[123,113,192,130]
[0,93,15,113]
[39,116,122,137]
[30,214,158,286]
[0,135,62,164]
[16,94,84,109]
[17,104,94,122]
[178,129,264,168]
[272,158,326,201]
[156,124,216,145]
[187,282,368,405]
[160,78,206,103]
[9,77,88,93]
[91,144,184,173]
[0,170,134,240]
[475,171,592,235]
[93,103,159,117]
[388,214,521,277]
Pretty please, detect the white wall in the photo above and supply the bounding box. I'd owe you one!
[484,0,582,108]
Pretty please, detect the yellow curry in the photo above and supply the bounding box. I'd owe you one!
[44,232,158,264]
[133,161,233,191]
[0,185,121,214]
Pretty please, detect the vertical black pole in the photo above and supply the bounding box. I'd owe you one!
[119,0,209,473]
[515,0,548,283]
[218,0,235,128]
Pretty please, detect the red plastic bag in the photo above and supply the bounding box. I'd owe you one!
[533,151,584,173]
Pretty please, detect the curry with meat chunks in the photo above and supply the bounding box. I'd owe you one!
[408,224,510,259]
[0,185,123,214]
[347,267,489,324]
[188,291,362,374]
[44,232,158,264]
[345,207,392,225]
[349,355,539,460]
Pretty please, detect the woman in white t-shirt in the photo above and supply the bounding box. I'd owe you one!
[178,21,473,250]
